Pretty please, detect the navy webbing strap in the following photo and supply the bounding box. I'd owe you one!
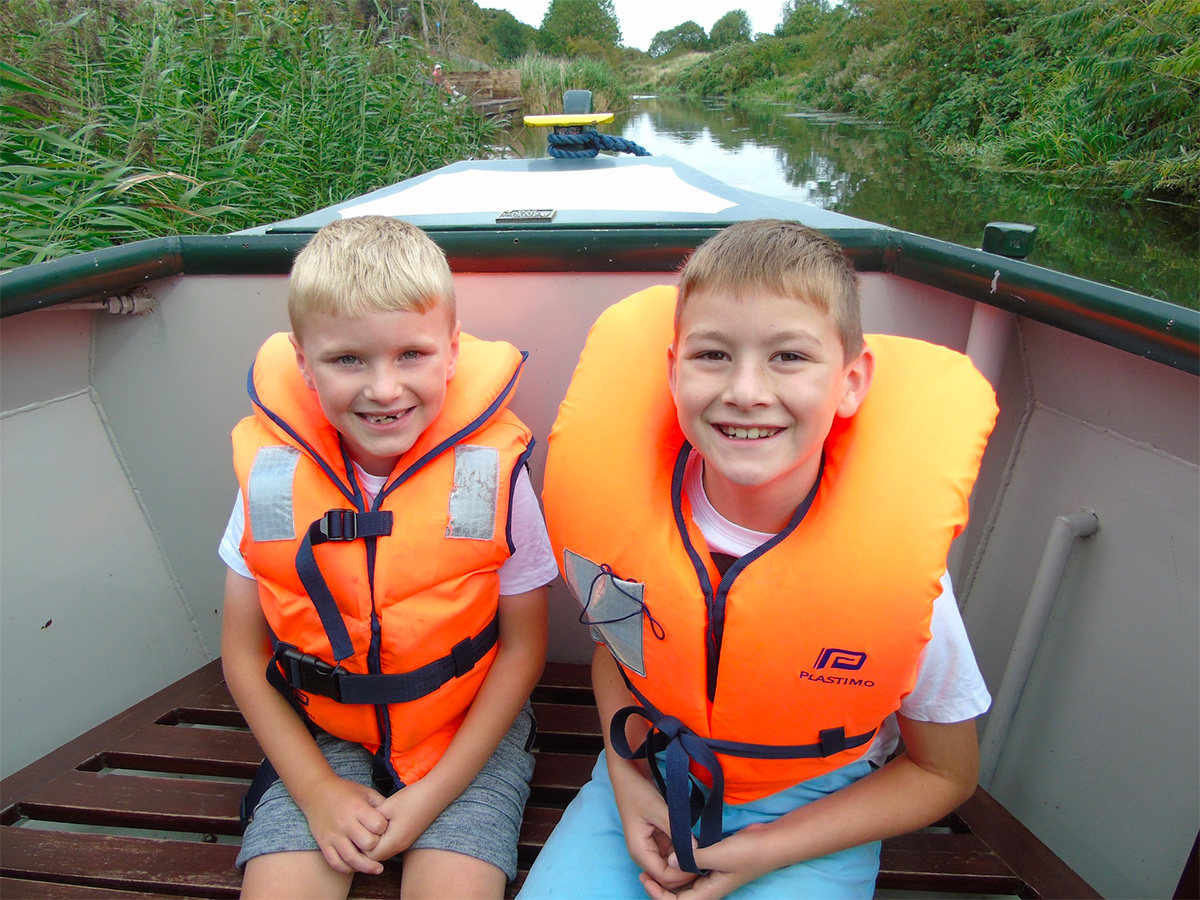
[242,656,323,830]
[294,510,393,663]
[240,756,278,831]
[610,706,723,875]
[272,614,500,705]
[609,690,877,875]
[308,509,393,545]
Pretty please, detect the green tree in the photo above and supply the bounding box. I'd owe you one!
[485,9,536,60]
[537,0,622,56]
[415,0,490,59]
[710,9,752,48]
[649,21,709,57]
[776,0,831,36]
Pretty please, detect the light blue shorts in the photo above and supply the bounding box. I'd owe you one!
[518,751,879,899]
[238,704,536,879]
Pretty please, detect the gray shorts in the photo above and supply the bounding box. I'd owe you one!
[237,703,536,880]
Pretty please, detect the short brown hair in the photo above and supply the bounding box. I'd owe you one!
[288,216,455,334]
[676,220,862,356]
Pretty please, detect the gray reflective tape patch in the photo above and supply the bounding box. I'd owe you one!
[446,445,499,541]
[248,446,301,542]
[563,549,646,676]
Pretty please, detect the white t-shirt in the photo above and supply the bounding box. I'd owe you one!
[219,463,559,596]
[683,452,990,766]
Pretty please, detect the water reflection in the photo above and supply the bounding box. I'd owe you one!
[509,96,1196,307]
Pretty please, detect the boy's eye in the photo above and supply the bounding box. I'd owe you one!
[334,355,360,366]
[695,350,728,362]
[774,351,807,363]
[400,349,422,361]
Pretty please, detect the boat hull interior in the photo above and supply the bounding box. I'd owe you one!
[2,187,1196,897]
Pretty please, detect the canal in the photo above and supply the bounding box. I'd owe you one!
[511,95,1197,309]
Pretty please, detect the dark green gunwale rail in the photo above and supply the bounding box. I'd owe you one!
[2,227,1195,374]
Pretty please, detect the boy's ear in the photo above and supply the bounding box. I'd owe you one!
[836,344,874,418]
[289,332,317,391]
[666,342,678,400]
[445,320,461,381]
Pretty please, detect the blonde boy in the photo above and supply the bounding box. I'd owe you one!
[524,220,996,898]
[220,216,556,899]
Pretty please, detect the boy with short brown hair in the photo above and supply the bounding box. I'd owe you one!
[220,215,557,899]
[523,219,997,898]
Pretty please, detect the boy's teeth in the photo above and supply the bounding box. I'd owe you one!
[363,413,398,423]
[721,426,779,439]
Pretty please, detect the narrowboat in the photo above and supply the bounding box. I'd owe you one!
[2,127,1196,899]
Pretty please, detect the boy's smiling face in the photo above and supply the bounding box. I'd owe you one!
[668,288,873,532]
[291,304,459,477]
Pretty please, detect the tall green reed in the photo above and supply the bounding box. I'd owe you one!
[518,53,629,115]
[1,0,493,269]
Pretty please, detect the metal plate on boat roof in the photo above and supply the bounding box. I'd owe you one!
[496,209,556,223]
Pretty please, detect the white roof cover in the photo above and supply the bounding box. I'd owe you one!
[337,164,737,218]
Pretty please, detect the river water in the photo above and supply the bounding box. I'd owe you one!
[510,95,1197,309]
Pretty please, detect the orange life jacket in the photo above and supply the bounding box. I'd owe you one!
[232,331,532,788]
[542,286,996,865]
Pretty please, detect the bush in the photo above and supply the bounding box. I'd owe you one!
[673,37,810,97]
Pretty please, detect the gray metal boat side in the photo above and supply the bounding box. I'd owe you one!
[1,156,1196,898]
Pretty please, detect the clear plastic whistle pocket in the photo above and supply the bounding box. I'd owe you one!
[562,548,649,676]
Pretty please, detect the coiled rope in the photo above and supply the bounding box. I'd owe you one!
[547,131,652,158]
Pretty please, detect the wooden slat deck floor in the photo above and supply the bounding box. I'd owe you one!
[1,660,1100,899]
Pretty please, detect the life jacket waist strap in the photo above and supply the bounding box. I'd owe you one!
[272,614,499,706]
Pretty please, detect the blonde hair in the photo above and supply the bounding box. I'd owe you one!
[676,220,863,356]
[288,216,455,333]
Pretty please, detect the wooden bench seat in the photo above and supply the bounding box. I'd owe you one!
[1,660,1100,899]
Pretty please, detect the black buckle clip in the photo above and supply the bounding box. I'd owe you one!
[819,726,847,756]
[450,638,475,677]
[317,509,357,542]
[277,646,345,701]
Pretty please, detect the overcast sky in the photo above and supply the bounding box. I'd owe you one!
[481,1,785,52]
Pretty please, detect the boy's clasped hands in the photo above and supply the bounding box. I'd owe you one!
[298,771,446,876]
[612,756,777,900]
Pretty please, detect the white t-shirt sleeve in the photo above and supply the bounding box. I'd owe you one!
[498,467,560,595]
[865,572,992,765]
[899,571,992,723]
[218,492,253,579]
[220,468,559,593]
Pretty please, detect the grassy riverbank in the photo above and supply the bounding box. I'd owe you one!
[1,0,493,269]
[656,0,1198,203]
